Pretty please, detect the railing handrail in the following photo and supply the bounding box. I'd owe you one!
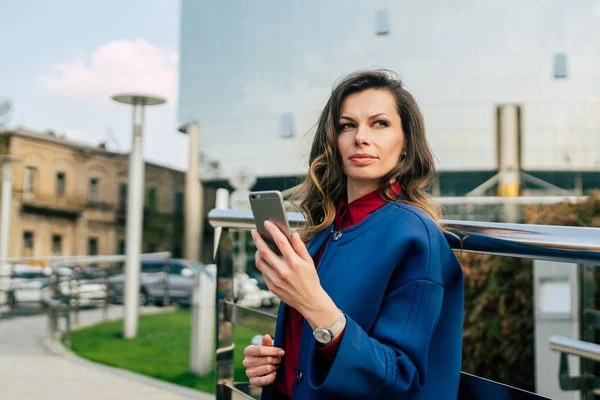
[0,251,172,266]
[549,335,600,362]
[208,209,600,264]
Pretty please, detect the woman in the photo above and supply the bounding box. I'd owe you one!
[244,70,464,399]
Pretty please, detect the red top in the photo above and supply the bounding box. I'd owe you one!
[275,183,401,398]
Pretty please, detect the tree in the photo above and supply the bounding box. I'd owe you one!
[0,100,11,129]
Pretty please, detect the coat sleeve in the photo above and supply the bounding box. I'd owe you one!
[307,278,444,399]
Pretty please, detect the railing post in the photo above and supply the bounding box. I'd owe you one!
[215,227,235,399]
[163,261,170,307]
[190,270,216,375]
[103,271,109,321]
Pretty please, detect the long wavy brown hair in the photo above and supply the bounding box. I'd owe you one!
[291,69,443,242]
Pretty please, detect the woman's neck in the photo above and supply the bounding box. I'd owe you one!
[346,179,379,203]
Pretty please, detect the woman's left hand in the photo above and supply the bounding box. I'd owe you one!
[251,221,339,329]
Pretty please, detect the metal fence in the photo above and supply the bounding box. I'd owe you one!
[208,208,600,400]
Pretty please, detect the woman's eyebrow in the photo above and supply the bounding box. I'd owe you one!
[339,113,390,121]
[369,113,390,119]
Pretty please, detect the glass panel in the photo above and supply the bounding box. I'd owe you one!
[147,187,157,211]
[88,237,98,256]
[56,172,65,197]
[89,178,99,202]
[375,9,390,35]
[52,234,62,256]
[24,167,36,193]
[553,53,567,78]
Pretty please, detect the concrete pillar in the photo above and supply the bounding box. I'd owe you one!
[0,156,19,314]
[190,270,216,375]
[179,122,202,261]
[497,105,521,222]
[497,105,521,197]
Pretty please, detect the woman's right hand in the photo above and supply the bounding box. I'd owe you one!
[243,334,284,387]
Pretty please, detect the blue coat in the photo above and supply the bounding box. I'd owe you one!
[260,202,464,400]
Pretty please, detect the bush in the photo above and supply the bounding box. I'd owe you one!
[459,190,600,391]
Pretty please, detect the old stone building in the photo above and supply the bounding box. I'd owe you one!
[0,129,185,260]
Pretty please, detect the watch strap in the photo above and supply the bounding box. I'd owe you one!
[327,310,346,338]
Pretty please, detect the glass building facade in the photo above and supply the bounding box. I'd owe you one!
[178,0,600,191]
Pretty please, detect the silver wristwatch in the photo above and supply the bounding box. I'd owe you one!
[313,310,346,345]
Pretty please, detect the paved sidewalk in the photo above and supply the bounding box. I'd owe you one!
[0,306,215,400]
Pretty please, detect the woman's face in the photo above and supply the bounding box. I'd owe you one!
[337,89,406,194]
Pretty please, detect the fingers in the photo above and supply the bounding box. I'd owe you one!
[261,334,273,347]
[251,229,283,269]
[243,355,281,368]
[246,363,279,378]
[249,371,277,387]
[244,344,285,358]
[243,340,285,387]
[291,232,312,262]
[262,221,296,260]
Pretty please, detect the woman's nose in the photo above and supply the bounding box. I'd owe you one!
[354,127,371,146]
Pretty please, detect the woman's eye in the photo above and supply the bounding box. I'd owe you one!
[374,120,389,127]
[340,123,355,130]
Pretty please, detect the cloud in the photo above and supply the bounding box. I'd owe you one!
[39,39,179,103]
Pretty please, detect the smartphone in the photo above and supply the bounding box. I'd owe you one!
[249,190,292,255]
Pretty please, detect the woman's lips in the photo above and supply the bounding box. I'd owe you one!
[349,155,377,165]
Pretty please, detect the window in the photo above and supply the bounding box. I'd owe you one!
[375,9,390,35]
[23,231,34,257]
[279,113,294,138]
[56,172,66,197]
[118,239,125,255]
[147,187,157,211]
[88,237,98,256]
[175,192,184,215]
[89,178,99,202]
[141,261,165,273]
[24,167,37,193]
[119,183,127,210]
[554,53,567,78]
[52,234,62,256]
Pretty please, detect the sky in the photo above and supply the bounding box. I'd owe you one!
[1,0,187,170]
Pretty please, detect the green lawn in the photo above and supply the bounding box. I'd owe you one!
[68,309,256,394]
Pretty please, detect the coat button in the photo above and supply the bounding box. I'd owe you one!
[296,370,303,384]
[332,230,343,241]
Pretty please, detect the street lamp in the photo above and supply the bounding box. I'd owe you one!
[112,93,166,339]
[0,155,20,315]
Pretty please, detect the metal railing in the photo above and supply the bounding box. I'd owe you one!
[0,252,172,345]
[208,208,600,400]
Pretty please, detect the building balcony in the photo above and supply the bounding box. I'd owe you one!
[21,191,85,218]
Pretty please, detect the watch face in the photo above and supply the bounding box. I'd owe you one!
[314,329,332,344]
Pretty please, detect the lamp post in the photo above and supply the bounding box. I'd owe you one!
[112,93,166,339]
[178,122,202,262]
[0,155,20,315]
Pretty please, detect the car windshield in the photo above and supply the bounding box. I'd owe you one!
[13,271,46,279]
[187,262,205,273]
[141,262,166,273]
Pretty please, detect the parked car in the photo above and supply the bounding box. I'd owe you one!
[107,259,206,306]
[7,265,50,306]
